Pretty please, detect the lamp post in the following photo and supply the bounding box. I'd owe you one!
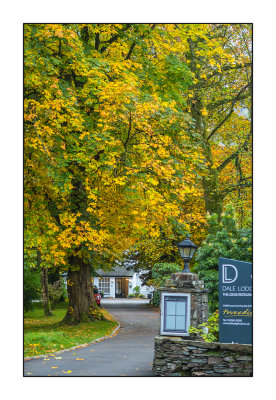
[177,234,198,273]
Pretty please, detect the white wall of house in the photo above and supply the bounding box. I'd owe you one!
[110,278,116,298]
[93,277,99,289]
[92,272,153,298]
[128,277,134,295]
[132,272,153,297]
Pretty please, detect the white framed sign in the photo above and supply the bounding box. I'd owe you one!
[160,292,191,336]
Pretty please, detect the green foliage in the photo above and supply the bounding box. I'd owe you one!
[194,205,252,312]
[152,262,182,287]
[160,54,192,107]
[48,279,67,307]
[24,265,41,312]
[152,290,161,307]
[133,286,140,295]
[189,310,219,342]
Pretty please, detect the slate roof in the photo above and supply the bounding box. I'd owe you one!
[95,266,134,277]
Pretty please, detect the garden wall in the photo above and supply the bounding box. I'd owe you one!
[153,336,252,377]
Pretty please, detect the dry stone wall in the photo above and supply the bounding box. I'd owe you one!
[153,336,253,377]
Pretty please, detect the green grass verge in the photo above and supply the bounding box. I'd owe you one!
[24,302,118,358]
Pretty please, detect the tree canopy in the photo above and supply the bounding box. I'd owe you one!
[24,23,252,323]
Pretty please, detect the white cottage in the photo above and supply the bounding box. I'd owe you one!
[92,266,153,298]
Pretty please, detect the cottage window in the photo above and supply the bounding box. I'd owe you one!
[99,278,110,297]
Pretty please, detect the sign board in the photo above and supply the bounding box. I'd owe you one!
[160,292,191,336]
[219,257,252,344]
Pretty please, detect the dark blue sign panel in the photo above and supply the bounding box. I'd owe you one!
[219,257,252,344]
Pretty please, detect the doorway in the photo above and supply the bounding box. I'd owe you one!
[115,278,129,298]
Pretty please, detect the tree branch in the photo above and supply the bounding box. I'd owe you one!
[207,92,250,110]
[125,24,156,61]
[207,82,251,141]
[221,177,252,197]
[125,42,137,60]
[124,111,132,148]
[95,33,100,50]
[216,132,251,173]
[206,62,252,81]
[100,24,131,53]
[45,193,61,225]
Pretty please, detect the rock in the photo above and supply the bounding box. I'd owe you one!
[167,362,177,371]
[219,343,252,353]
[213,367,235,374]
[192,371,207,376]
[153,359,166,366]
[235,356,251,361]
[223,357,234,362]
[189,358,207,364]
[208,357,222,365]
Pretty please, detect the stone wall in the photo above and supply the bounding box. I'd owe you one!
[153,336,253,377]
[161,272,209,330]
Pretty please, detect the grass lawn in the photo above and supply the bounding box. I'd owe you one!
[24,302,118,358]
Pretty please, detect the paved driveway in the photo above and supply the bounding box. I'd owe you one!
[24,299,160,377]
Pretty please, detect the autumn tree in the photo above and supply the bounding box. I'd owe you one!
[24,24,252,324]
[24,23,203,323]
[182,23,252,221]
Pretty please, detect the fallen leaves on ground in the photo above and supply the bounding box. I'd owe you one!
[24,305,118,358]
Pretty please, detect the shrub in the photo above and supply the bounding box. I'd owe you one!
[152,290,161,307]
[48,280,67,307]
[194,205,252,312]
[139,294,145,298]
[189,310,219,342]
[128,293,135,298]
[151,262,182,287]
[133,286,140,295]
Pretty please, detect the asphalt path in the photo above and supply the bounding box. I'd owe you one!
[24,299,160,377]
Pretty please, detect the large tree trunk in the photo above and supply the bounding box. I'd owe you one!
[191,101,223,217]
[202,171,223,216]
[62,255,100,325]
[40,266,53,317]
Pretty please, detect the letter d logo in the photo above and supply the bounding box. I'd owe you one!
[222,264,238,283]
